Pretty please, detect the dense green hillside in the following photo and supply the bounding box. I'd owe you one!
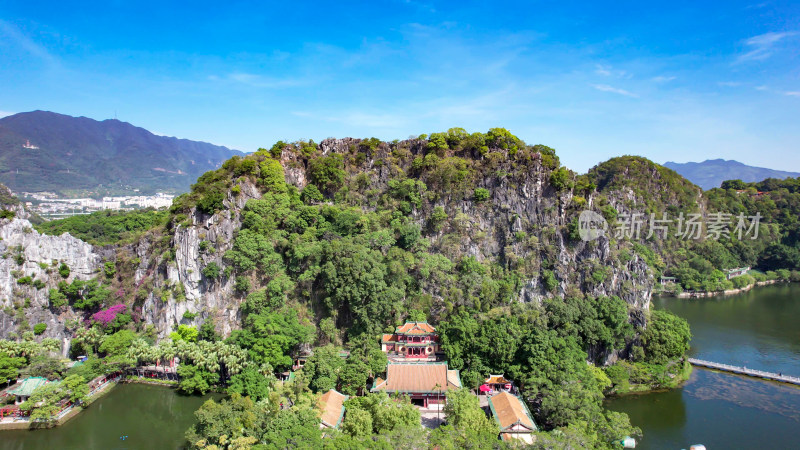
[587,157,800,292]
[8,129,800,448]
[0,111,243,196]
[34,208,169,246]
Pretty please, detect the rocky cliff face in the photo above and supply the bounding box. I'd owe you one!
[0,139,663,343]
[0,218,102,349]
[136,180,263,339]
[132,138,656,338]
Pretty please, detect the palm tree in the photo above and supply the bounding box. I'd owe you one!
[432,382,442,425]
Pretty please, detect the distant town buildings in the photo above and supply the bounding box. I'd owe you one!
[15,191,174,218]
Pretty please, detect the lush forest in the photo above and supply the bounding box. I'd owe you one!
[10,129,800,448]
[34,208,169,246]
[1,130,710,449]
[586,157,800,293]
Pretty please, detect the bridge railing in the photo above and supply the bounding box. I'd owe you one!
[688,358,800,384]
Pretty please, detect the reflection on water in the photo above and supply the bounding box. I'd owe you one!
[0,383,221,450]
[688,371,800,422]
[607,283,800,449]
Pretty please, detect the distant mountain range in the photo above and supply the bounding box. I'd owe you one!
[663,159,800,190]
[0,111,244,196]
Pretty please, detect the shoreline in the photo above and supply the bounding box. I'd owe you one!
[662,279,788,299]
[0,377,178,431]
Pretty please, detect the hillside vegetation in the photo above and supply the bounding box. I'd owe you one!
[0,110,242,196]
[6,128,799,448]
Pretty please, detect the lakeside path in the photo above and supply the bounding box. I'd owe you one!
[0,374,121,430]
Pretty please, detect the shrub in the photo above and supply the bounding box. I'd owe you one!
[16,276,32,285]
[234,276,251,294]
[301,184,324,204]
[48,289,67,308]
[202,262,221,280]
[542,270,558,292]
[198,240,211,253]
[59,263,70,279]
[197,190,225,215]
[549,167,573,191]
[33,323,47,335]
[104,261,116,279]
[308,155,345,195]
[473,188,490,202]
[32,279,46,290]
[183,311,198,320]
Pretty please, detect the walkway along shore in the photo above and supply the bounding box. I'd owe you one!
[672,280,785,299]
[688,358,800,386]
[0,374,122,431]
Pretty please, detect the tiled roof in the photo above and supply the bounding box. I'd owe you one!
[488,392,537,432]
[447,370,462,389]
[382,334,398,343]
[395,322,436,335]
[372,363,460,393]
[485,374,511,384]
[7,377,49,397]
[317,389,347,428]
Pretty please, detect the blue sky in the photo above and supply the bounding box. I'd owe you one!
[1,1,798,173]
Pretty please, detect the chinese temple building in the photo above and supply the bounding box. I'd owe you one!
[317,389,348,429]
[7,377,49,405]
[488,392,538,444]
[381,321,440,359]
[371,362,461,408]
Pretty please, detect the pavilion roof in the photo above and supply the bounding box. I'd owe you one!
[317,389,347,429]
[488,392,537,432]
[395,322,436,335]
[485,374,511,384]
[7,377,49,397]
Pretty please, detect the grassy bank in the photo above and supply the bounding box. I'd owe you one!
[605,359,692,396]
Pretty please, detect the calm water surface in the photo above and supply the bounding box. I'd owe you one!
[0,383,220,450]
[607,283,800,449]
[3,285,799,449]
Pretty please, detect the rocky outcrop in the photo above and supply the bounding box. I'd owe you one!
[0,218,102,343]
[0,139,663,344]
[139,180,263,339]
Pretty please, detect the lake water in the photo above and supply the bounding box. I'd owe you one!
[0,383,220,450]
[606,283,800,449]
[3,284,799,449]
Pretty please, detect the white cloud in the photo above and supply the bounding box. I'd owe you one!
[595,64,612,76]
[652,76,676,83]
[594,64,630,78]
[784,91,800,97]
[0,110,15,118]
[226,72,311,88]
[718,81,742,87]
[736,31,797,63]
[592,84,639,98]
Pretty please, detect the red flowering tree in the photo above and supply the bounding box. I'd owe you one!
[92,304,127,327]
